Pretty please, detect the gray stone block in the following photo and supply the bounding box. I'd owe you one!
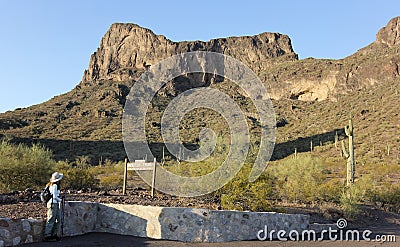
[22,220,31,232]
[0,229,10,239]
[12,236,20,246]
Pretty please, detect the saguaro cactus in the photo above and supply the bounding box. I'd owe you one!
[341,115,355,186]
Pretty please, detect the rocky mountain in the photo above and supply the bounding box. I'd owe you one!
[80,17,400,102]
[81,23,297,83]
[0,16,399,163]
[375,16,400,47]
[260,16,400,101]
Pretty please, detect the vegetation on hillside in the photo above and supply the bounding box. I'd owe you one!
[1,16,399,221]
[0,138,121,193]
[0,63,399,218]
[0,138,54,192]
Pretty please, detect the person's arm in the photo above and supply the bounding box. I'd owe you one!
[50,184,62,203]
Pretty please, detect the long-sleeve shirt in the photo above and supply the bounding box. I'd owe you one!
[47,184,62,204]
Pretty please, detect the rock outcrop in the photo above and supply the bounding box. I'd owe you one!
[80,17,400,102]
[81,23,298,82]
[263,16,400,101]
[376,16,400,47]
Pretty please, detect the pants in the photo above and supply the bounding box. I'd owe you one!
[45,203,60,237]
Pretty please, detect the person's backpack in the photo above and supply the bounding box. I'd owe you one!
[40,185,52,203]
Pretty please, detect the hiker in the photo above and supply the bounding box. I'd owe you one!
[44,172,63,241]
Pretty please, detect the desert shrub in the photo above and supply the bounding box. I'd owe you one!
[340,186,364,218]
[368,182,400,212]
[89,160,124,176]
[54,159,125,190]
[90,161,124,190]
[220,165,276,211]
[54,160,72,172]
[339,173,385,218]
[269,155,341,203]
[75,155,91,169]
[342,163,400,214]
[318,179,344,203]
[0,139,55,192]
[102,158,114,167]
[371,185,400,205]
[62,168,98,190]
[98,173,123,190]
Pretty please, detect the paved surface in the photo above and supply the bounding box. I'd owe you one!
[24,232,398,247]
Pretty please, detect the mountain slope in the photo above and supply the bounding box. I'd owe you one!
[0,17,399,164]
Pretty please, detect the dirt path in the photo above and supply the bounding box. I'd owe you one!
[23,232,398,247]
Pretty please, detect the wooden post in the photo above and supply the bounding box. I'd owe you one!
[151,158,156,197]
[334,131,338,150]
[162,147,165,166]
[177,146,182,163]
[123,158,128,195]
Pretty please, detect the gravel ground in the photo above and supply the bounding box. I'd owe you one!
[1,189,399,246]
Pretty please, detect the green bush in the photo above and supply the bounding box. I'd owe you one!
[54,159,126,190]
[75,155,92,169]
[89,161,124,190]
[0,139,55,192]
[339,185,365,218]
[371,186,400,206]
[220,165,275,211]
[98,173,123,190]
[269,155,342,203]
[62,168,99,190]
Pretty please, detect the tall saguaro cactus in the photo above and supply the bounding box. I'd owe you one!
[341,115,355,186]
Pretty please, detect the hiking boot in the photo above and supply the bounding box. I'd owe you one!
[44,236,53,241]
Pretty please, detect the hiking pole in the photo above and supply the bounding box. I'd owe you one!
[61,195,65,238]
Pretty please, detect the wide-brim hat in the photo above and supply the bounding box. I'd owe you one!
[50,172,63,182]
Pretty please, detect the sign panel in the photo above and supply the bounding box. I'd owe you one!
[123,158,157,197]
[127,160,155,171]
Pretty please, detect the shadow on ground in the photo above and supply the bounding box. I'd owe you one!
[4,127,345,163]
[24,232,399,247]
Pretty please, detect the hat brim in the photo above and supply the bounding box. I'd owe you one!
[50,174,63,182]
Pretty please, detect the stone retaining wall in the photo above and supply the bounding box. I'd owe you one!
[63,201,310,242]
[1,202,315,245]
[0,218,44,247]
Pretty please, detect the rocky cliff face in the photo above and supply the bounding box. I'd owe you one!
[376,16,400,47]
[80,17,400,102]
[81,23,298,82]
[263,16,400,101]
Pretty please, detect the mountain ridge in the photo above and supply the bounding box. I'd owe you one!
[81,22,297,83]
[79,17,400,101]
[0,16,399,163]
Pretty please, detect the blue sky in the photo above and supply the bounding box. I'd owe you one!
[0,0,399,113]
